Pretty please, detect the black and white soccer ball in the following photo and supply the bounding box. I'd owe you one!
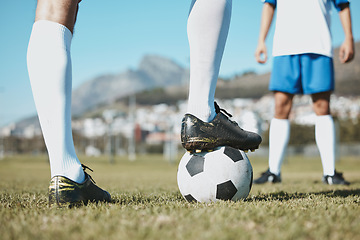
[177,146,253,203]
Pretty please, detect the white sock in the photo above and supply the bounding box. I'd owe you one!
[27,20,85,183]
[315,115,335,176]
[269,118,290,176]
[186,0,232,122]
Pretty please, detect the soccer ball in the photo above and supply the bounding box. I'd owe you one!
[177,146,253,203]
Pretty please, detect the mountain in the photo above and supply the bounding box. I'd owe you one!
[70,42,360,114]
[117,42,360,105]
[71,55,189,115]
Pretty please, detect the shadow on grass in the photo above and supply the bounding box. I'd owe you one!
[109,188,360,205]
[249,188,360,202]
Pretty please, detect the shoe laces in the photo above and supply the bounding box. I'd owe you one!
[214,102,242,128]
[333,170,344,179]
[214,101,233,118]
[262,169,274,176]
[81,164,96,184]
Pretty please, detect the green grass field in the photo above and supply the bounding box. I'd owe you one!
[0,153,359,240]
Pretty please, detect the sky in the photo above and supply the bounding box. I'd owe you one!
[0,1,359,127]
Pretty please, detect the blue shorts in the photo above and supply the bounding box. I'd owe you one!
[269,54,334,94]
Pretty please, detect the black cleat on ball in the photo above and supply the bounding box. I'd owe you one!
[253,169,282,184]
[181,102,262,152]
[322,170,350,185]
[49,164,111,207]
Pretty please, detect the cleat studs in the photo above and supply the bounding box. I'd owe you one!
[244,150,248,153]
[195,149,202,153]
[251,149,255,152]
[207,149,213,152]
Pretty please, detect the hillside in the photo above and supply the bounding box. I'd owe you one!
[71,55,189,115]
[113,42,360,106]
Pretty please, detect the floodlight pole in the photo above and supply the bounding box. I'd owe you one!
[103,110,116,164]
[128,94,136,161]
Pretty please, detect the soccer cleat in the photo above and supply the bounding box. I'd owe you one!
[322,170,350,185]
[253,169,281,184]
[49,164,111,207]
[181,102,262,152]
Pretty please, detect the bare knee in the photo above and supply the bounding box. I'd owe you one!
[35,0,81,32]
[274,91,294,119]
[312,92,331,116]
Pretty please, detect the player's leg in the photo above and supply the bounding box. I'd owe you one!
[34,0,80,33]
[312,92,349,185]
[186,0,231,122]
[269,92,293,175]
[254,55,302,184]
[28,0,83,184]
[181,0,262,153]
[254,91,293,184]
[27,0,111,206]
[312,92,334,177]
[302,53,348,185]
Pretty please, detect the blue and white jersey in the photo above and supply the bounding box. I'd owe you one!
[263,0,350,57]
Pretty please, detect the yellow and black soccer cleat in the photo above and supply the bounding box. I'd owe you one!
[181,102,262,153]
[49,165,111,207]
